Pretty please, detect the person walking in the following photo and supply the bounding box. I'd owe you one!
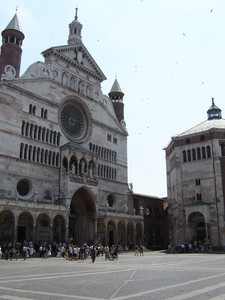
[90,246,96,263]
[104,245,109,260]
[23,244,28,260]
[134,244,139,256]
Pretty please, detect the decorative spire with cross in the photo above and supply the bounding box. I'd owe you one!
[68,6,83,45]
[75,7,78,20]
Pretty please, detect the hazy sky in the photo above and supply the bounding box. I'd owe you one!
[1,0,225,197]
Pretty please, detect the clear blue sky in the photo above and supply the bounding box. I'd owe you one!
[1,0,225,197]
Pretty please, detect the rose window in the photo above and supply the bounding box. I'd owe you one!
[60,100,91,143]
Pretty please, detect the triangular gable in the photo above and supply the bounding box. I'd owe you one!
[42,43,106,82]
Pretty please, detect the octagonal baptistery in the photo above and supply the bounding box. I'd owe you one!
[165,99,225,248]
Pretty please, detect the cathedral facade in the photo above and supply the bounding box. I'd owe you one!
[165,100,225,248]
[0,11,143,246]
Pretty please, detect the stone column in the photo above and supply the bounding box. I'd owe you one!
[32,221,36,244]
[205,223,209,240]
[141,223,144,245]
[115,221,118,245]
[94,218,97,242]
[104,219,108,246]
[65,223,69,243]
[14,220,18,245]
[124,221,128,248]
[50,223,53,243]
[134,223,136,248]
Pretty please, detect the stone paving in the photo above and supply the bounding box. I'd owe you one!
[1,251,225,299]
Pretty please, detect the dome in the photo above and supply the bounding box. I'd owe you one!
[21,61,51,79]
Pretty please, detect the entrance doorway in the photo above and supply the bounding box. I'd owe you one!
[18,226,26,242]
[69,187,96,245]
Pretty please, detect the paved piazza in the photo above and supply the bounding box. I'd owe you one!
[1,252,225,299]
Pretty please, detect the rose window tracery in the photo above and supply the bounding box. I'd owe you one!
[59,100,91,143]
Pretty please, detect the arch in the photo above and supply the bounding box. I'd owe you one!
[69,187,96,245]
[187,149,191,161]
[17,211,33,243]
[182,150,187,162]
[202,146,206,159]
[20,143,24,159]
[192,148,196,161]
[79,158,87,176]
[135,223,142,246]
[53,215,66,242]
[206,145,211,158]
[21,120,25,135]
[197,147,201,160]
[187,212,207,244]
[117,221,126,246]
[0,210,15,242]
[36,213,50,241]
[127,222,134,250]
[107,220,116,246]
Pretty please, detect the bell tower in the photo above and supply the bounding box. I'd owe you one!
[0,12,25,79]
[68,7,83,45]
[108,78,125,123]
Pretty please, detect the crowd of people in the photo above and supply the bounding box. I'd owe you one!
[0,240,125,262]
[168,241,212,254]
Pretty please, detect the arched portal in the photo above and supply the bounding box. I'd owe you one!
[18,212,33,242]
[0,210,14,242]
[136,223,142,246]
[53,215,66,242]
[107,220,116,246]
[127,222,134,250]
[188,212,207,244]
[36,213,50,241]
[117,221,125,246]
[69,187,96,245]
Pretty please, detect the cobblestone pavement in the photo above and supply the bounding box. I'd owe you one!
[1,251,225,299]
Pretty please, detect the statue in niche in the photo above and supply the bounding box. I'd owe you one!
[140,206,144,216]
[86,85,92,97]
[71,163,76,175]
[62,73,67,86]
[70,77,76,90]
[123,203,128,213]
[80,160,85,175]
[88,167,93,178]
[78,81,84,94]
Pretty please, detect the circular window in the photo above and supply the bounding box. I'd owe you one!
[186,138,190,144]
[17,179,31,198]
[107,194,115,207]
[59,99,91,143]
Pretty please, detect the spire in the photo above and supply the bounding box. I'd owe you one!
[108,77,125,123]
[207,98,222,120]
[75,7,78,20]
[5,13,23,33]
[68,7,83,45]
[109,78,124,101]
